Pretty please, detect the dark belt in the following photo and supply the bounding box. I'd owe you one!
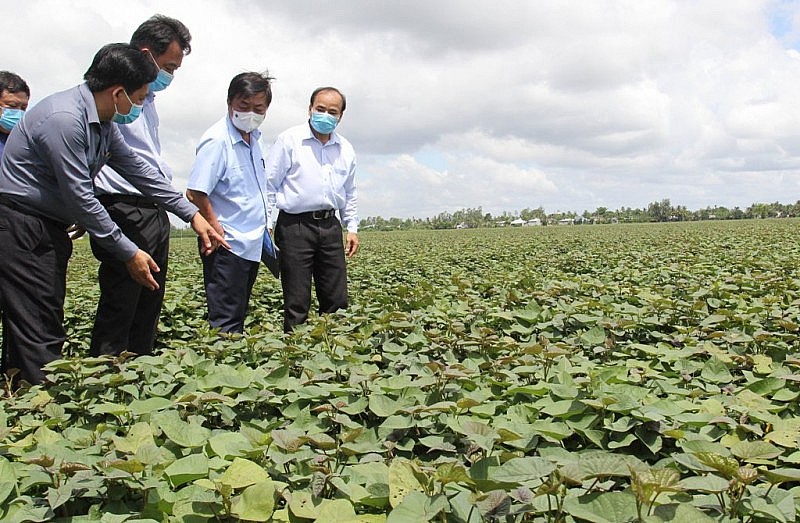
[0,194,70,230]
[97,194,159,208]
[285,209,336,220]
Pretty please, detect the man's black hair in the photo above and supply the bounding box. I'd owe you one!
[310,86,346,113]
[0,71,30,98]
[84,43,158,93]
[131,14,192,56]
[227,71,274,105]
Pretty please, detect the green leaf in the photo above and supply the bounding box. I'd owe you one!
[730,440,782,462]
[700,357,733,384]
[271,429,304,452]
[316,498,357,522]
[679,439,730,456]
[580,325,606,346]
[128,396,174,415]
[579,451,646,479]
[388,459,426,508]
[435,462,474,486]
[475,490,511,520]
[700,314,728,327]
[418,435,457,452]
[164,453,209,487]
[651,503,717,522]
[452,419,499,452]
[563,491,638,523]
[112,422,156,454]
[761,467,800,484]
[369,394,404,417]
[288,491,323,519]
[219,458,270,489]
[540,399,586,418]
[106,458,146,474]
[491,457,556,486]
[153,410,211,448]
[0,500,53,523]
[197,366,253,391]
[678,474,730,493]
[386,492,448,523]
[694,452,739,478]
[87,402,130,417]
[231,480,275,521]
[46,484,72,511]
[529,420,573,442]
[0,458,17,504]
[207,432,254,459]
[744,487,795,523]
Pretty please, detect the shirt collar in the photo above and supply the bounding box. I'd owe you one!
[304,119,340,145]
[79,82,101,125]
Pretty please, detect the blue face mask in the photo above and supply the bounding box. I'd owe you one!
[145,49,174,92]
[150,68,174,92]
[112,90,143,125]
[0,107,24,132]
[310,111,339,135]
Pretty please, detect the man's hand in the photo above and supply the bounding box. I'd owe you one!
[125,249,160,291]
[66,224,86,241]
[345,232,359,258]
[191,212,230,255]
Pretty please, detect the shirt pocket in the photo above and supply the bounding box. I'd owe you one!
[220,164,248,195]
[329,163,350,191]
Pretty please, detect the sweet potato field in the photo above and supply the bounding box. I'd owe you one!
[2,220,800,522]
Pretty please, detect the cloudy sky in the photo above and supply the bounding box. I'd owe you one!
[8,0,800,219]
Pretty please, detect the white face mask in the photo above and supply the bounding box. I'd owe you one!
[231,111,265,133]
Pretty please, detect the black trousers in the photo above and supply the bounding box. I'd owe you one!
[90,198,170,356]
[274,211,348,332]
[200,243,260,333]
[0,202,72,385]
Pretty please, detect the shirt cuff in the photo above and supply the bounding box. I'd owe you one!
[115,236,140,262]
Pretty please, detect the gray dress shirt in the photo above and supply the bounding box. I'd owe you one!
[0,83,196,261]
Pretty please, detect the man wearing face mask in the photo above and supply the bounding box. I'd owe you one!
[265,86,359,333]
[90,15,192,358]
[187,71,274,333]
[0,71,30,158]
[0,43,227,386]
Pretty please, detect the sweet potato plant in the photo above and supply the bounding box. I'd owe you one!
[1,220,800,522]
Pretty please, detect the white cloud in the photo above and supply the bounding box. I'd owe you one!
[6,0,800,219]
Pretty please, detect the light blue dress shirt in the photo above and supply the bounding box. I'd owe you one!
[94,91,173,195]
[0,83,197,261]
[188,116,268,262]
[264,122,358,232]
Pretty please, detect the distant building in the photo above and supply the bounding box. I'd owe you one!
[524,218,542,226]
[510,218,525,227]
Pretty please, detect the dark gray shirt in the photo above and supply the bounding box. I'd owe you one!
[0,83,197,261]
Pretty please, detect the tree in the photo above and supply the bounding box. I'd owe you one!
[647,199,673,222]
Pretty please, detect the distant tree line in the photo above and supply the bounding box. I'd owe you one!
[358,199,800,231]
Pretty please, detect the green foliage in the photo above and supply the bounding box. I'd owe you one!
[2,221,800,521]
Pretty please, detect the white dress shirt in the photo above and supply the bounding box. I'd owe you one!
[264,122,358,233]
[94,91,173,196]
